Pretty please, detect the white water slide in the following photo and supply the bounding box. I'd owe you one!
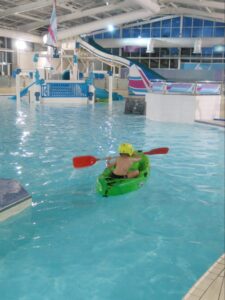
[77,37,165,96]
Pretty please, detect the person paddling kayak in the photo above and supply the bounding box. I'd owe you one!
[106,143,141,179]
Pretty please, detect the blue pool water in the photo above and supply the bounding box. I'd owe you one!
[0,98,224,300]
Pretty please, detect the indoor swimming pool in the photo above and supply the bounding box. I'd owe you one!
[0,97,224,300]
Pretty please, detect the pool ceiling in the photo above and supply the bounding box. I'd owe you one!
[0,0,224,41]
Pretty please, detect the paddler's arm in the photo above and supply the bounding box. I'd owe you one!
[106,157,117,168]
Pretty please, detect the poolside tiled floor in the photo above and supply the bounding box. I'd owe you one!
[183,254,225,300]
[195,119,225,128]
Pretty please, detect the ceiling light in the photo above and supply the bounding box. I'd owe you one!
[15,40,27,50]
[108,24,114,32]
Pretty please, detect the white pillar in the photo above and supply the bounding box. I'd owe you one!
[16,74,21,105]
[108,70,113,106]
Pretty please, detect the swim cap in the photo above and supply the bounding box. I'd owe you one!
[118,143,134,156]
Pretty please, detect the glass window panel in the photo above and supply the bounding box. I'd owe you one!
[215,22,225,27]
[161,27,171,37]
[113,30,120,38]
[94,33,102,39]
[142,23,151,28]
[131,28,141,38]
[172,17,180,27]
[193,19,203,27]
[142,28,150,37]
[122,28,131,38]
[170,59,178,68]
[214,27,225,37]
[202,47,213,56]
[192,27,203,37]
[103,32,113,38]
[152,21,161,28]
[122,47,130,57]
[140,47,150,57]
[170,48,179,56]
[160,59,169,68]
[160,48,170,57]
[182,28,191,37]
[183,17,192,27]
[204,20,213,27]
[150,48,160,57]
[130,47,140,57]
[202,27,213,37]
[152,27,160,37]
[181,48,191,56]
[171,28,180,37]
[150,59,159,68]
[162,19,171,28]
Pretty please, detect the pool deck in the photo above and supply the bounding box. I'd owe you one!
[183,254,225,300]
[195,119,225,128]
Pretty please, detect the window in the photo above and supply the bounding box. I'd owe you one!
[182,28,191,37]
[152,21,161,28]
[214,27,225,37]
[94,33,102,39]
[162,19,171,28]
[150,59,159,68]
[160,59,169,68]
[181,48,191,56]
[142,28,150,38]
[170,59,178,69]
[202,27,213,37]
[193,19,203,27]
[131,28,141,38]
[160,48,170,57]
[112,48,119,56]
[171,28,180,37]
[172,17,180,27]
[192,27,202,37]
[170,48,179,56]
[122,28,131,38]
[152,27,160,37]
[204,20,213,27]
[103,32,113,39]
[113,30,120,38]
[161,27,171,37]
[202,47,212,57]
[183,17,192,27]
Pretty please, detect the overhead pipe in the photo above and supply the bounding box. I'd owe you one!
[57,9,156,41]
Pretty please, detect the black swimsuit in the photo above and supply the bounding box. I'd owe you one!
[110,172,127,179]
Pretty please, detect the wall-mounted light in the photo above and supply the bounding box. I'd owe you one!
[15,40,27,50]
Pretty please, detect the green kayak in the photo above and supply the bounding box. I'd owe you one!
[96,152,150,197]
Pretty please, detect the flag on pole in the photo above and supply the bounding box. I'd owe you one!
[46,0,57,47]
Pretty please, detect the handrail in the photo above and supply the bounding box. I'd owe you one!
[148,81,223,95]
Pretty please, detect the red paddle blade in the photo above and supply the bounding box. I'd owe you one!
[144,147,169,155]
[73,155,98,168]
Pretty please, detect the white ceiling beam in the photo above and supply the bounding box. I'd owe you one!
[161,0,225,10]
[57,9,157,40]
[160,7,225,21]
[130,0,161,13]
[19,1,131,32]
[0,28,42,44]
